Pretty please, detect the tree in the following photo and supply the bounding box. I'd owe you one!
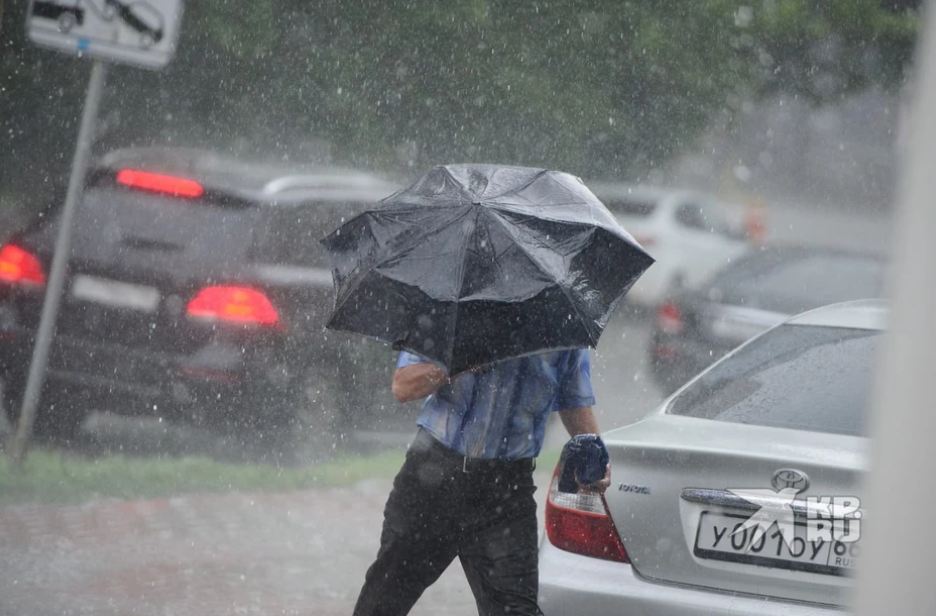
[750,0,920,102]
[0,0,922,213]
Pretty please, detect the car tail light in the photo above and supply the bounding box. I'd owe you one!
[187,286,280,326]
[633,233,656,248]
[656,300,684,335]
[545,470,629,563]
[0,244,46,287]
[116,168,205,198]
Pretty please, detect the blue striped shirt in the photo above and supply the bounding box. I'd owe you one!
[397,349,596,460]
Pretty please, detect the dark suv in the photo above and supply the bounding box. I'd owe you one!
[0,147,401,445]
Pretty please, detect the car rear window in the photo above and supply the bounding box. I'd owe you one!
[668,324,880,437]
[55,188,262,267]
[252,202,372,267]
[603,198,657,218]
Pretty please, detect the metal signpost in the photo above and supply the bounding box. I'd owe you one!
[8,1,183,465]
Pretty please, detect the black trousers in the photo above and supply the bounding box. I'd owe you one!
[353,430,544,616]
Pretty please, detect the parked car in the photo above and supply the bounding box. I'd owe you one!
[540,299,882,615]
[650,245,886,393]
[588,182,750,306]
[0,147,401,444]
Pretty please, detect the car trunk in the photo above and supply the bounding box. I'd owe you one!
[23,187,263,353]
[602,413,866,606]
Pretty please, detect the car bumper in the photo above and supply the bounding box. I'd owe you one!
[538,541,843,616]
[0,329,293,417]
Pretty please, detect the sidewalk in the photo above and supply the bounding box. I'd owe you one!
[0,471,554,616]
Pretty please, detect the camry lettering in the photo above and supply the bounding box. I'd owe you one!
[617,484,651,495]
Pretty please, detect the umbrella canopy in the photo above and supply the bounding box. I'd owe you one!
[321,164,654,374]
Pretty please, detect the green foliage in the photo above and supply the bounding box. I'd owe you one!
[0,0,922,206]
[248,0,758,173]
[751,0,920,102]
[0,448,407,505]
[0,445,563,505]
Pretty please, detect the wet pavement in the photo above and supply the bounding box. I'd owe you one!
[0,473,562,616]
[0,311,658,615]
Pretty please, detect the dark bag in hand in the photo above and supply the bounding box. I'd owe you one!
[558,434,609,493]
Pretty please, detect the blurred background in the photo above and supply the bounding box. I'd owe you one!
[1,1,919,219]
[0,1,919,452]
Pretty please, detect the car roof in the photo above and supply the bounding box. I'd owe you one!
[585,181,700,204]
[785,299,888,331]
[95,147,400,204]
[713,244,884,277]
[740,243,881,260]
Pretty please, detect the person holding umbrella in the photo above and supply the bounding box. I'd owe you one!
[321,165,653,616]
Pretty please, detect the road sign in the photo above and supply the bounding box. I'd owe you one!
[27,0,182,69]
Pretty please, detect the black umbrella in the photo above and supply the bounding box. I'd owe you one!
[320,164,653,374]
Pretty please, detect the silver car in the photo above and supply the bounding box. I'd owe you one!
[540,299,883,615]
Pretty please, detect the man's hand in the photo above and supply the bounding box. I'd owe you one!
[391,363,450,402]
[392,361,493,403]
[580,464,611,495]
[558,407,610,494]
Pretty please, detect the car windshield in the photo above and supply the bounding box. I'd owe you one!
[668,324,880,437]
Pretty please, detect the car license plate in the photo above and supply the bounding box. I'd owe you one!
[70,275,160,313]
[694,511,859,576]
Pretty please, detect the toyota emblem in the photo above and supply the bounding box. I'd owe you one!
[771,468,810,492]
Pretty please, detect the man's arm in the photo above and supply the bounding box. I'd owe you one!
[557,406,600,436]
[391,363,449,403]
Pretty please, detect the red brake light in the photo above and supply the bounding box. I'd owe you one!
[187,286,280,327]
[0,244,46,287]
[633,233,656,248]
[116,168,205,198]
[545,471,629,563]
[656,300,684,335]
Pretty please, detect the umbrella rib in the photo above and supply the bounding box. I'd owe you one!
[445,207,481,370]
[483,209,601,348]
[328,206,469,323]
[485,200,610,229]
[482,168,549,201]
[441,166,482,202]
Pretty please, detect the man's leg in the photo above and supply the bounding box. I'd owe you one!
[353,447,459,616]
[458,471,543,616]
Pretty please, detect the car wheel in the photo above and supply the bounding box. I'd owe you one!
[2,379,87,444]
